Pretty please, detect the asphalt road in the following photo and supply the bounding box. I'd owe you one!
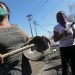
[28,48,62,75]
[24,47,71,75]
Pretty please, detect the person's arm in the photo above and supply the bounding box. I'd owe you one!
[73,30,75,38]
[0,54,4,64]
[53,30,67,42]
[18,26,31,41]
[72,24,75,38]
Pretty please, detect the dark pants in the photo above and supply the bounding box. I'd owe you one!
[60,45,75,75]
[22,54,32,75]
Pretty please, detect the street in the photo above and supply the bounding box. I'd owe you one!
[24,47,62,75]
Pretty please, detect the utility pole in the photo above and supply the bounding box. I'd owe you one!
[33,21,37,36]
[48,31,52,40]
[26,14,33,37]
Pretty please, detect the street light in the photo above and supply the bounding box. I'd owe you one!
[26,14,33,37]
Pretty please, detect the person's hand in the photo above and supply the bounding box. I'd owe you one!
[0,54,4,64]
[63,30,67,36]
[62,30,68,37]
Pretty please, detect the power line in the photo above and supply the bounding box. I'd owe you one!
[34,0,48,15]
[38,0,64,22]
[36,24,50,33]
[36,24,53,38]
[30,0,43,14]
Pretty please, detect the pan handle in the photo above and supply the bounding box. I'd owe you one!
[2,44,34,58]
